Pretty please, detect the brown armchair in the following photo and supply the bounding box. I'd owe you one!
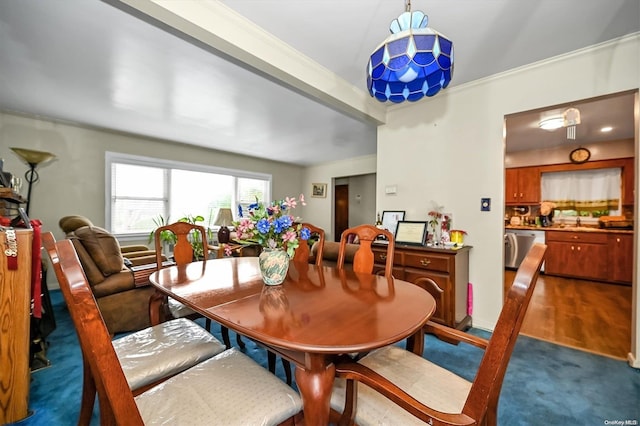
[60,221,157,334]
[59,215,156,266]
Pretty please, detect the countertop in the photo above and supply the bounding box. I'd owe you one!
[505,225,633,235]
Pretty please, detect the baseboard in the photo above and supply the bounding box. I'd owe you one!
[627,352,639,369]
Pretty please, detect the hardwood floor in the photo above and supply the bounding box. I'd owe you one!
[505,269,632,360]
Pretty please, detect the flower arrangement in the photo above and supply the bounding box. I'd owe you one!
[233,195,311,258]
[428,210,442,228]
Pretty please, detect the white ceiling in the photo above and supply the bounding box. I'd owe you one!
[0,0,638,165]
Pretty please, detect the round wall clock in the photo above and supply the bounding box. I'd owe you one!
[569,147,591,164]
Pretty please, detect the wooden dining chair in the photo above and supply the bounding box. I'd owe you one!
[338,224,395,277]
[330,243,547,426]
[42,232,227,425]
[49,236,303,425]
[292,222,325,266]
[152,221,244,349]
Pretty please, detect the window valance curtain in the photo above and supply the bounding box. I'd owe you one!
[541,168,621,212]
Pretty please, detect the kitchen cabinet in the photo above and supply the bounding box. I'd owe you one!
[372,245,471,330]
[608,233,633,284]
[545,231,609,282]
[622,157,634,205]
[505,167,540,204]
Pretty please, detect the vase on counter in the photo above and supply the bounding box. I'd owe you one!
[430,223,441,246]
[258,248,290,285]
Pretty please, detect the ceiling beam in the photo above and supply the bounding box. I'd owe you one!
[108,0,387,125]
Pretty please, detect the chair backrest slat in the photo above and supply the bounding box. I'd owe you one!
[338,224,395,277]
[154,222,209,267]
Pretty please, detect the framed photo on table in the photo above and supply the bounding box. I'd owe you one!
[311,183,327,198]
[394,221,428,246]
[381,210,405,236]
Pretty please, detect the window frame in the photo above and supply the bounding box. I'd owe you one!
[105,152,271,240]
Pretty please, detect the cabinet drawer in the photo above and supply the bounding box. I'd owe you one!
[545,231,607,244]
[404,252,451,273]
[372,248,402,265]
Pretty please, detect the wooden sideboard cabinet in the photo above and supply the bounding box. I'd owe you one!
[0,229,32,424]
[372,244,471,330]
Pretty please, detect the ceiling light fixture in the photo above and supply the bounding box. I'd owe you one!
[538,117,564,131]
[563,107,580,140]
[367,0,453,103]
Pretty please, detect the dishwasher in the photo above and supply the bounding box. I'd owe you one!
[505,229,545,271]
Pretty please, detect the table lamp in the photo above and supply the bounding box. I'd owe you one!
[10,147,56,215]
[214,208,233,244]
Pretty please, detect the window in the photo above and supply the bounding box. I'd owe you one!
[106,152,271,238]
[541,168,621,218]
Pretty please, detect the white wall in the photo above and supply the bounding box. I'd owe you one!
[376,35,640,365]
[301,154,376,240]
[1,112,304,284]
[347,173,377,227]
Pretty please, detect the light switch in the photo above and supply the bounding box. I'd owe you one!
[385,185,397,194]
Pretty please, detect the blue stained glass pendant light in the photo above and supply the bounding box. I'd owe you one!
[367,0,454,103]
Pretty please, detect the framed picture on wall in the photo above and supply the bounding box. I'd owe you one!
[311,183,327,198]
[381,210,405,235]
[395,221,428,246]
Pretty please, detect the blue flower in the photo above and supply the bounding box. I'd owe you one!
[275,215,292,233]
[231,195,307,258]
[256,218,271,234]
[300,227,311,240]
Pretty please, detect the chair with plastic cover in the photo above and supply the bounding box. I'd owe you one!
[42,232,227,426]
[152,221,244,349]
[48,236,303,426]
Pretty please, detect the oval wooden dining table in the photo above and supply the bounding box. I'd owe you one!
[148,257,436,425]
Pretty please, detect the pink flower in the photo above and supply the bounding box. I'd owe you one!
[281,230,297,242]
[237,218,255,234]
[299,194,306,206]
[224,245,233,257]
[284,196,297,209]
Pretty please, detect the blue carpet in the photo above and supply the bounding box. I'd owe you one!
[14,290,640,425]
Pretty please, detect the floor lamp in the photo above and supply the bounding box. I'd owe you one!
[10,148,56,216]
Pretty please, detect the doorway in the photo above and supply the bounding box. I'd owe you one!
[504,90,637,358]
[334,184,349,242]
